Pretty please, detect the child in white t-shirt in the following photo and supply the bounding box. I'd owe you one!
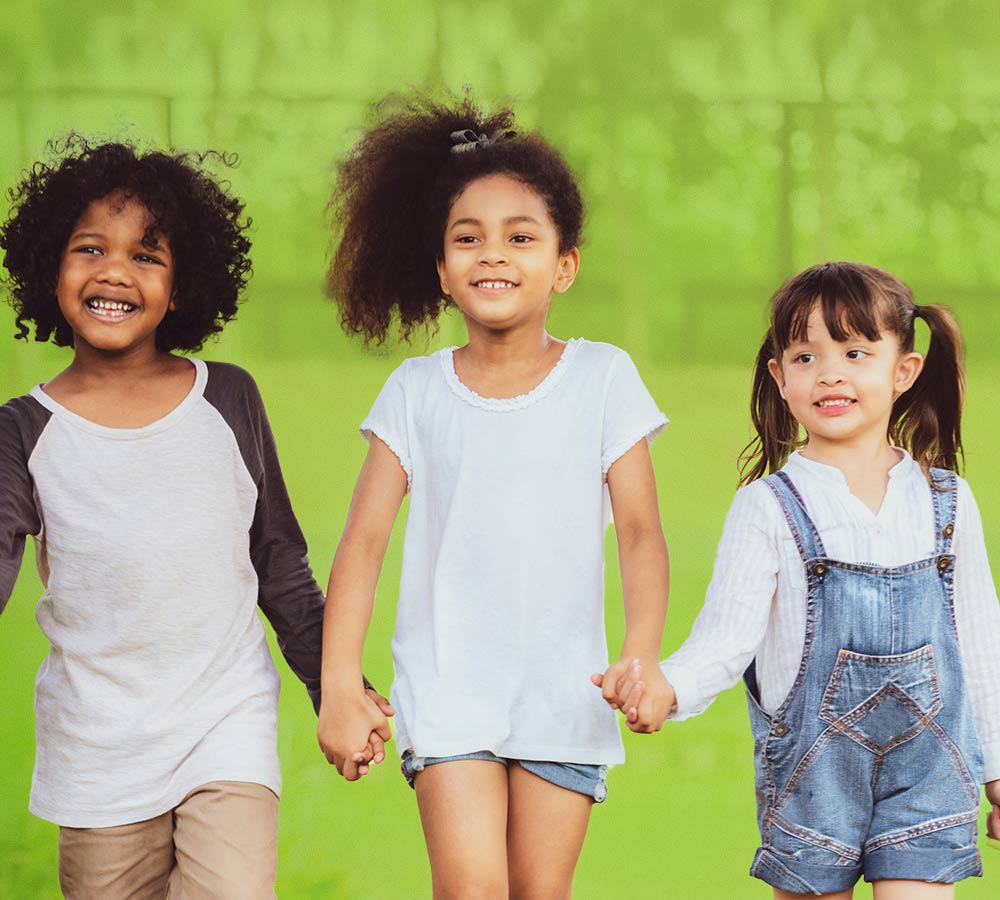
[317,93,675,896]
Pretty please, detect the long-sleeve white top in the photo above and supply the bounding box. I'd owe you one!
[660,450,1000,782]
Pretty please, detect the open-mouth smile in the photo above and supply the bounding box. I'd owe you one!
[815,397,856,413]
[472,280,518,290]
[85,297,139,320]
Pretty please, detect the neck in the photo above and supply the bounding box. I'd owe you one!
[800,434,900,481]
[462,322,555,367]
[64,344,174,383]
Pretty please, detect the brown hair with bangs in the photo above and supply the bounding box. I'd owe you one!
[739,261,965,485]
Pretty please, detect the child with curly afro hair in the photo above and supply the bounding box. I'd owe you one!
[0,136,388,898]
[318,93,673,897]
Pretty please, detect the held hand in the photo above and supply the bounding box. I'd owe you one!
[591,657,644,721]
[362,687,395,765]
[317,690,393,782]
[986,779,1000,840]
[626,664,675,734]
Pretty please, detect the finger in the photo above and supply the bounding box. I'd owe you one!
[616,667,642,709]
[591,673,604,688]
[623,680,643,722]
[601,666,625,704]
[374,718,393,742]
[341,758,360,782]
[366,689,395,717]
[369,731,386,764]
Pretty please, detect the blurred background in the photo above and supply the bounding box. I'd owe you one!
[2,1,999,897]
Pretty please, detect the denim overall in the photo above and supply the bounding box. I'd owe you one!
[745,470,984,894]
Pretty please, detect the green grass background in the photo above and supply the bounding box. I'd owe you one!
[2,2,1000,897]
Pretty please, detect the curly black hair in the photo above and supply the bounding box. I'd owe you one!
[327,92,585,344]
[0,135,252,352]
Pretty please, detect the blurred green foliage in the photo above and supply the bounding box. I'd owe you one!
[2,2,1000,897]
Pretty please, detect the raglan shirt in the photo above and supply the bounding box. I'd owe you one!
[0,358,326,828]
[361,339,668,765]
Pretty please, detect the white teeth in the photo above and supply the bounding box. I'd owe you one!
[476,281,515,289]
[87,298,136,315]
[818,399,853,407]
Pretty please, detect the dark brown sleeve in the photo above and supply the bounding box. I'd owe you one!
[0,397,48,613]
[203,363,374,713]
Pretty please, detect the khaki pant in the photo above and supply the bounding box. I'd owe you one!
[58,781,279,900]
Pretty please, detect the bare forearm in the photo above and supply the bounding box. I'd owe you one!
[617,528,670,661]
[321,536,385,695]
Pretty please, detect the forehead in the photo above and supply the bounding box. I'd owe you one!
[447,173,553,224]
[73,193,152,232]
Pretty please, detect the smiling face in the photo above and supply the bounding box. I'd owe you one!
[55,193,175,361]
[436,173,579,338]
[767,302,923,457]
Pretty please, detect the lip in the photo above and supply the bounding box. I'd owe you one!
[814,394,856,415]
[470,279,519,294]
[83,295,140,323]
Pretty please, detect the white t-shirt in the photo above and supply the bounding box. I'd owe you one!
[661,450,1000,781]
[361,338,667,765]
[0,359,326,827]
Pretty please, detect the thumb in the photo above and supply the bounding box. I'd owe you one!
[591,673,605,688]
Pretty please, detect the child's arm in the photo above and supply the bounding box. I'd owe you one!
[318,436,407,780]
[596,439,673,733]
[212,367,389,712]
[0,401,43,613]
[952,480,1000,797]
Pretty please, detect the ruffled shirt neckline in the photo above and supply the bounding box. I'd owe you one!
[439,338,581,411]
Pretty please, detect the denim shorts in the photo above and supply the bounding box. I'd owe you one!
[400,750,607,802]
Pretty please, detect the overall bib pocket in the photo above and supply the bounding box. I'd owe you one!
[819,644,942,754]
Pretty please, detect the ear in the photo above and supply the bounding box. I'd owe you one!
[894,351,923,396]
[552,247,580,295]
[766,358,786,400]
[436,256,450,297]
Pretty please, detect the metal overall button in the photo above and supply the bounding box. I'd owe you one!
[942,523,954,538]
[937,556,951,572]
[810,562,828,578]
[773,722,789,737]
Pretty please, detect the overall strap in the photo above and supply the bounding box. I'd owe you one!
[928,468,958,556]
[762,471,827,562]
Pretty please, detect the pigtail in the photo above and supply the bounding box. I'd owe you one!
[890,303,965,473]
[738,330,801,486]
[327,94,516,345]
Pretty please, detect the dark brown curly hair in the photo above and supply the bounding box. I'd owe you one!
[327,92,585,344]
[1,135,252,352]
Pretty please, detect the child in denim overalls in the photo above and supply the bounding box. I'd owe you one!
[656,262,1000,898]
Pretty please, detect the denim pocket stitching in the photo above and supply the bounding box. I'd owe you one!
[769,811,861,861]
[863,807,980,853]
[818,644,942,754]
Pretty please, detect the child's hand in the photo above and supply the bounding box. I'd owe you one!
[626,663,675,734]
[362,687,395,765]
[318,689,393,782]
[591,657,644,721]
[986,779,1000,840]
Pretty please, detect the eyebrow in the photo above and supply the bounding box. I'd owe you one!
[449,215,543,230]
[69,230,167,250]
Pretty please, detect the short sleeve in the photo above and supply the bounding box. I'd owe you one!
[360,363,413,486]
[601,350,668,476]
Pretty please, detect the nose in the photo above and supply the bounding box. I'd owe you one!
[817,365,845,386]
[477,238,508,266]
[96,251,133,286]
